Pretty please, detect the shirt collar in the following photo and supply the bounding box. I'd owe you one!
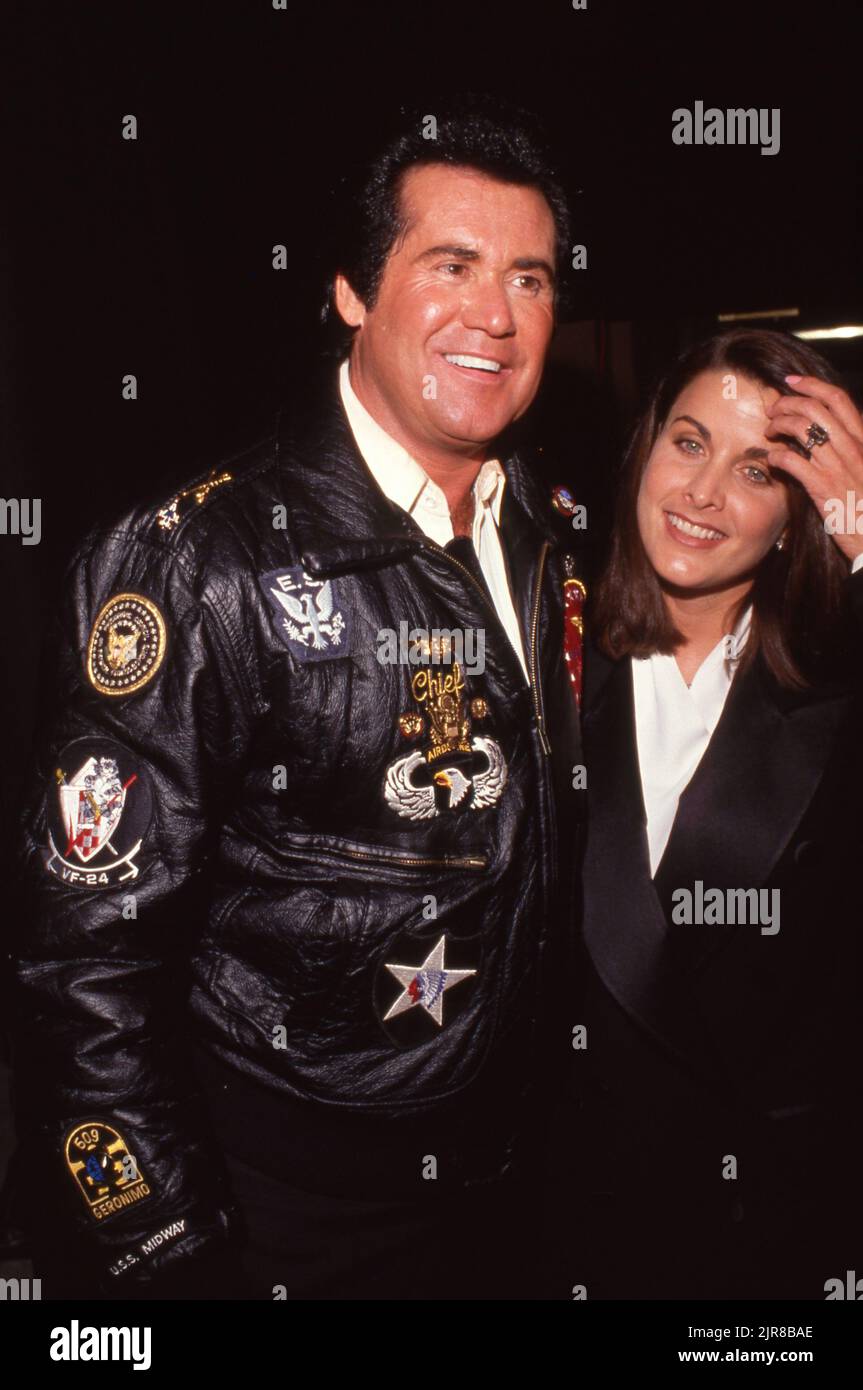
[338,359,506,524]
[722,603,753,663]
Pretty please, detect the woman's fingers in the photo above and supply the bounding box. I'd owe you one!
[765,446,831,504]
[785,374,863,442]
[765,439,863,564]
[774,374,863,445]
[766,411,850,483]
[767,400,857,463]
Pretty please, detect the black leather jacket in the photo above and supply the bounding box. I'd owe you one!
[12,374,585,1292]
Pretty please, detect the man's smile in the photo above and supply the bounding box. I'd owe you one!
[440,351,513,383]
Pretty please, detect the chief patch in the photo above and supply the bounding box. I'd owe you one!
[87,593,166,696]
[64,1120,152,1223]
[260,567,349,661]
[45,738,153,889]
[384,662,507,819]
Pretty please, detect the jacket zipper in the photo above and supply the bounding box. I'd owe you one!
[530,541,551,754]
[332,846,487,871]
[420,536,552,756]
[276,834,488,872]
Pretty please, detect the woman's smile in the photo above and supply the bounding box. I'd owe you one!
[663,509,728,547]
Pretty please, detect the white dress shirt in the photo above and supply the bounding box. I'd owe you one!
[338,359,529,681]
[632,606,753,876]
[634,553,863,875]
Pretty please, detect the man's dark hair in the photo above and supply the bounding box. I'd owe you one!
[321,95,572,359]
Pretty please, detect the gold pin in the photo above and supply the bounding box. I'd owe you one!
[157,470,233,531]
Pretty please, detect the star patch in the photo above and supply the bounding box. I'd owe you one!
[87,593,166,696]
[45,738,153,889]
[260,567,350,661]
[64,1120,152,1222]
[384,935,476,1026]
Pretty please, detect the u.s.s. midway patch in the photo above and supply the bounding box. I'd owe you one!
[64,1120,152,1222]
[86,592,166,696]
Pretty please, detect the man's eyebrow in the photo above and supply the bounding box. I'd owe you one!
[415,244,481,262]
[511,257,556,284]
[414,246,556,283]
[671,416,770,461]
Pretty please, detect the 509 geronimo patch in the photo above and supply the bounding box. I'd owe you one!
[64,1121,151,1222]
[86,592,166,696]
[45,738,153,888]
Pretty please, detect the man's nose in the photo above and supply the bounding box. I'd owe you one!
[460,277,517,338]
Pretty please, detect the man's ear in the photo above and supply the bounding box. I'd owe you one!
[334,274,366,329]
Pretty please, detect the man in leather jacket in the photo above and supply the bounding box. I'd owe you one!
[11,101,586,1299]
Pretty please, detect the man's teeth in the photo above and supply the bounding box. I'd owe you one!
[667,512,725,541]
[444,354,502,373]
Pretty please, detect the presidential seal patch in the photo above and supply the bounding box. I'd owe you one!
[46,738,153,888]
[64,1121,151,1222]
[86,593,166,696]
[260,567,350,661]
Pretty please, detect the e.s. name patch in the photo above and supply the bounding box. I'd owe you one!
[260,568,350,661]
[45,738,153,889]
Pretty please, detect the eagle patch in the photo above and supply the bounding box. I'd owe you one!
[260,568,350,662]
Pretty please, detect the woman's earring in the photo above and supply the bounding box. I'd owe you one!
[775,535,786,551]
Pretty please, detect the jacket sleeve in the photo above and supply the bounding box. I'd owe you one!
[12,518,257,1296]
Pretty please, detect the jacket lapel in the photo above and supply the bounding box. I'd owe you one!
[652,656,851,971]
[581,654,726,1072]
[275,374,422,575]
[275,372,559,575]
[273,369,566,703]
[582,644,850,1072]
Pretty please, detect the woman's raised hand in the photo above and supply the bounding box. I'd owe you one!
[767,374,863,564]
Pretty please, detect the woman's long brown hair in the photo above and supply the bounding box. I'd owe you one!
[592,328,852,689]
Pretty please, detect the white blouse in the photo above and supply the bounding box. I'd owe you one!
[631,607,753,876]
[633,551,863,875]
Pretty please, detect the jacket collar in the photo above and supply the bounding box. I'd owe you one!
[274,367,558,578]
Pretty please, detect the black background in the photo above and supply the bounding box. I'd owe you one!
[5,0,862,764]
[2,0,861,1225]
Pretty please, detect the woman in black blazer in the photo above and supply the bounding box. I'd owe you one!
[557,328,863,1300]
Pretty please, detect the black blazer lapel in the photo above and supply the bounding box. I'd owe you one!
[582,645,851,1078]
[652,655,851,972]
[581,656,728,1074]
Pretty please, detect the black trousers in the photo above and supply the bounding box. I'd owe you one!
[224,1150,552,1300]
